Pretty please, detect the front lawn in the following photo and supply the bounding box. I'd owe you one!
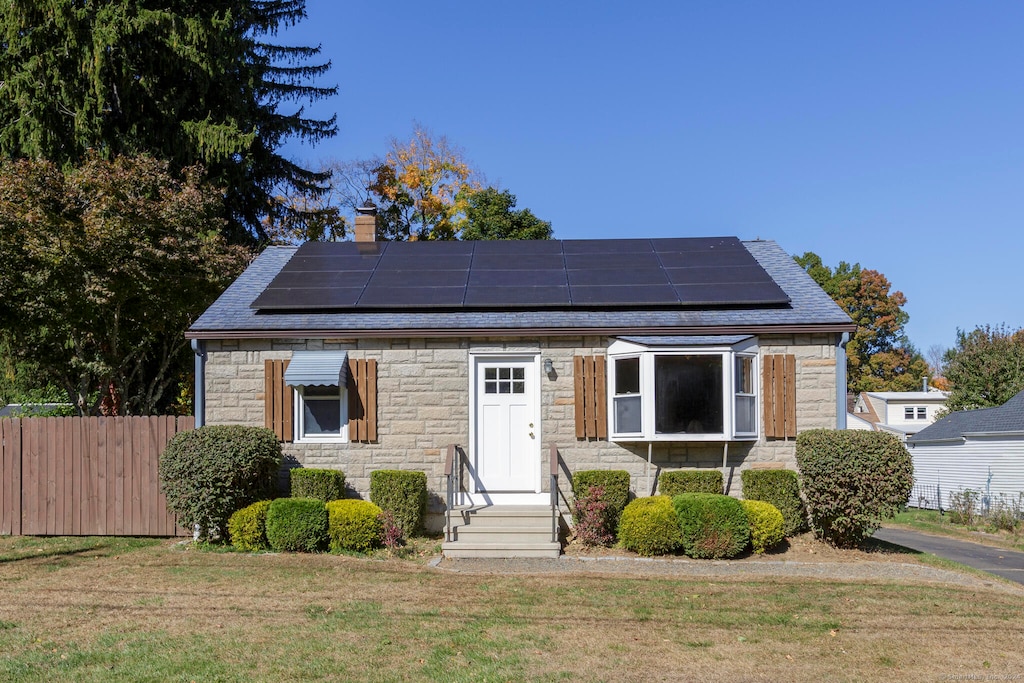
[1,535,1022,681]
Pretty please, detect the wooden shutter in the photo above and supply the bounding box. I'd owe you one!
[264,359,293,442]
[574,355,607,440]
[762,354,797,439]
[348,358,378,443]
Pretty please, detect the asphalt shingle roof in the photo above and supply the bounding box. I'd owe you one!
[908,390,1024,442]
[188,239,852,336]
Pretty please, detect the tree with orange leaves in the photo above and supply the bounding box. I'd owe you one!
[795,253,930,393]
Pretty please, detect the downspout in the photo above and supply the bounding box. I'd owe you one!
[191,339,206,428]
[836,332,849,429]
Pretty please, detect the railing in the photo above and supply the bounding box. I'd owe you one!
[444,444,462,542]
[549,445,560,543]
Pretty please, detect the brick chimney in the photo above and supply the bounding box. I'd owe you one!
[354,201,377,242]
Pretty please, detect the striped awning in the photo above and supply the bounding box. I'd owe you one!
[284,351,348,387]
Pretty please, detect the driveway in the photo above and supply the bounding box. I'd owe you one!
[874,527,1024,585]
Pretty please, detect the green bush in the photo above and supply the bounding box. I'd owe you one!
[659,470,723,497]
[741,469,807,536]
[265,497,328,552]
[617,496,683,556]
[673,493,750,559]
[326,500,383,552]
[227,500,273,551]
[740,500,785,554]
[159,425,282,540]
[290,468,346,502]
[796,430,914,548]
[370,470,427,537]
[572,470,631,530]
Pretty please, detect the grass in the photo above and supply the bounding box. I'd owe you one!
[888,508,1024,552]
[0,535,1022,682]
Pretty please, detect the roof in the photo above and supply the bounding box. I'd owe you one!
[863,391,949,402]
[908,390,1024,443]
[188,238,854,339]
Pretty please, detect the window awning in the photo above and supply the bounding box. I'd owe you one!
[615,335,753,347]
[284,351,349,387]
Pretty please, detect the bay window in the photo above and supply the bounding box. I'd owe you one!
[608,337,758,441]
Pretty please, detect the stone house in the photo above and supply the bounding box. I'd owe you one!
[187,211,854,556]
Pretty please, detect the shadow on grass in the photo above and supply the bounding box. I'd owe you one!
[0,537,159,564]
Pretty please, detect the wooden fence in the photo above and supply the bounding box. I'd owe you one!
[0,416,193,537]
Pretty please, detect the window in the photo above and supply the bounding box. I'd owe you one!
[295,385,348,442]
[917,406,927,420]
[904,406,914,420]
[608,338,758,441]
[905,406,928,420]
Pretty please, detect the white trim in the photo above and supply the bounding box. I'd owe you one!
[293,385,349,444]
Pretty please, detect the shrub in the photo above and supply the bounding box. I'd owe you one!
[948,489,980,527]
[326,500,383,552]
[796,430,914,548]
[617,496,683,556]
[265,497,328,552]
[159,425,282,540]
[659,470,723,497]
[290,468,346,502]
[741,469,807,536]
[227,500,273,551]
[572,485,615,547]
[740,500,785,554]
[380,510,404,551]
[370,470,427,536]
[673,493,750,559]
[572,470,631,530]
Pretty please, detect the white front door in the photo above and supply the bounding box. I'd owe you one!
[474,356,540,492]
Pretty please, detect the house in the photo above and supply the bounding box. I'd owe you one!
[847,389,949,441]
[186,209,854,556]
[906,389,1024,511]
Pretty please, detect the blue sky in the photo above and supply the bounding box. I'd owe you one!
[279,1,1024,358]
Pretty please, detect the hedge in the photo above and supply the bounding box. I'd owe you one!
[227,500,273,552]
[265,497,328,552]
[326,500,383,552]
[617,496,683,556]
[740,499,785,554]
[673,493,750,559]
[659,470,723,497]
[796,429,914,548]
[290,468,346,502]
[740,469,806,536]
[159,425,282,540]
[370,470,427,537]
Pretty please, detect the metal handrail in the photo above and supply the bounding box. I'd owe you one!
[549,445,559,543]
[444,444,459,542]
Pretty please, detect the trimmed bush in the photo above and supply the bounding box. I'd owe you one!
[740,500,785,554]
[796,429,914,548]
[572,485,615,547]
[572,470,631,530]
[741,469,807,536]
[658,470,723,497]
[326,500,384,552]
[227,500,273,551]
[290,468,346,502]
[265,497,328,552]
[370,470,427,537]
[159,425,282,540]
[618,496,683,556]
[673,493,750,559]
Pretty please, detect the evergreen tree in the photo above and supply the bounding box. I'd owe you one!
[0,0,336,241]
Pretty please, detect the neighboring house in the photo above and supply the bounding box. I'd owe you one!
[906,389,1024,511]
[187,210,854,556]
[847,389,949,441]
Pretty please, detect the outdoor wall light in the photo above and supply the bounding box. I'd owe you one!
[543,358,555,376]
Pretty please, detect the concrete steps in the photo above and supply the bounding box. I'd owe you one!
[442,505,561,559]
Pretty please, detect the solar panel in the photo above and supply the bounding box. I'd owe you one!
[251,237,791,311]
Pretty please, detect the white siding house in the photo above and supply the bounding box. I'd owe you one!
[906,390,1024,510]
[849,390,949,441]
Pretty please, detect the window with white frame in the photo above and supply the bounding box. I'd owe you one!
[917,406,927,419]
[608,338,758,441]
[904,406,928,421]
[295,384,348,442]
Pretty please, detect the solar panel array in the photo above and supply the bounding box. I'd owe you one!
[250,237,790,311]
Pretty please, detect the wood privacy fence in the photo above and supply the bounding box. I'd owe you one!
[0,416,193,537]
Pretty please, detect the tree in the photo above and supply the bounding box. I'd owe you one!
[942,325,1024,412]
[0,155,249,414]
[0,0,336,241]
[326,126,552,242]
[795,252,929,393]
[461,188,553,241]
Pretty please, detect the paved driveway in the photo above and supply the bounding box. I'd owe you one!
[874,527,1024,585]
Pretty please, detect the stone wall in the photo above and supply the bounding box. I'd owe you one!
[202,333,838,516]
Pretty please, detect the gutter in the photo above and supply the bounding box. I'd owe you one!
[191,339,206,428]
[836,332,849,429]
